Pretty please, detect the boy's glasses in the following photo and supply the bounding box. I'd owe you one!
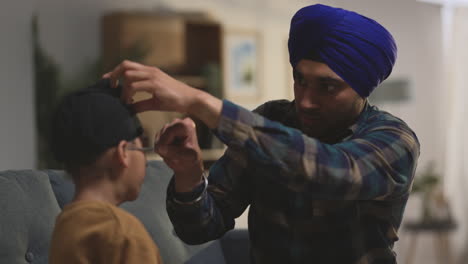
[126,146,154,155]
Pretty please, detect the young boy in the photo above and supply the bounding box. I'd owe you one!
[48,79,163,264]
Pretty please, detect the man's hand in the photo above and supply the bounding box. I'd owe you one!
[155,118,205,193]
[103,60,223,129]
[103,60,197,113]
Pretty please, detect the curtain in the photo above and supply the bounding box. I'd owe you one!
[443,6,468,264]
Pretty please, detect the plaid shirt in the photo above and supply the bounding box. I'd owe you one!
[167,99,420,264]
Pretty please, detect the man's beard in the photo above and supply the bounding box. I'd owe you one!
[299,118,352,143]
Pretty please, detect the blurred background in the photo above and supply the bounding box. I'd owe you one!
[2,0,468,263]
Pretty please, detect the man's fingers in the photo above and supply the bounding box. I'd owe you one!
[156,123,189,146]
[132,98,160,113]
[125,80,158,95]
[155,137,189,157]
[160,146,198,161]
[155,118,201,171]
[158,129,188,147]
[107,60,144,88]
[107,64,125,88]
[182,117,196,129]
[122,70,152,83]
[121,80,157,104]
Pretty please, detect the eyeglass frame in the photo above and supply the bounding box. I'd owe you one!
[126,145,154,155]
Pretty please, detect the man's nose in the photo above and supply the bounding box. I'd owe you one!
[297,89,321,110]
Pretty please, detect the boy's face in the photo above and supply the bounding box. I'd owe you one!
[123,137,148,201]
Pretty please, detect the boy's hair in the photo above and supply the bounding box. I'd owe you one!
[51,79,142,174]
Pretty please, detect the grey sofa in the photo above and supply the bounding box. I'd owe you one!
[0,160,250,264]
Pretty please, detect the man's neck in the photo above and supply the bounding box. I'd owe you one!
[344,98,368,129]
[318,99,367,144]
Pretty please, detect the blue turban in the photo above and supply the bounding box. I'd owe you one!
[288,4,397,97]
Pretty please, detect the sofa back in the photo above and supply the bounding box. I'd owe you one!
[0,160,226,264]
[0,170,60,264]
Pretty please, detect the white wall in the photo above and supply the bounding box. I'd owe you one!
[332,0,444,176]
[0,0,36,170]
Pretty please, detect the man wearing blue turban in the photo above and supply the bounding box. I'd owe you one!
[106,4,420,264]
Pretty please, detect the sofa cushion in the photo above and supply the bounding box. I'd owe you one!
[0,170,61,264]
[46,160,226,264]
[46,170,74,209]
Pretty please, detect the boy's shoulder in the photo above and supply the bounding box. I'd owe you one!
[51,201,162,264]
[58,201,146,236]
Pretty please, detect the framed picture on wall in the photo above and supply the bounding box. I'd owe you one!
[223,29,261,103]
[369,78,411,104]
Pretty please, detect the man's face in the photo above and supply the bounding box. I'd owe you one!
[293,59,365,139]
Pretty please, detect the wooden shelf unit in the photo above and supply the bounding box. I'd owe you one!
[101,11,225,150]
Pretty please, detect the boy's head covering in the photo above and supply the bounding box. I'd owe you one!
[51,79,142,166]
[288,4,397,97]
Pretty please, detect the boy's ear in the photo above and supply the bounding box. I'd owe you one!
[116,140,130,168]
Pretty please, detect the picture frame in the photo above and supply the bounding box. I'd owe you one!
[223,29,261,103]
[369,78,411,104]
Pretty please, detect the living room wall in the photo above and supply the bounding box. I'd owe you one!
[0,0,36,170]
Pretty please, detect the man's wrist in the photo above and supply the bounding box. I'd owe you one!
[174,169,205,193]
[187,91,222,129]
[173,171,208,204]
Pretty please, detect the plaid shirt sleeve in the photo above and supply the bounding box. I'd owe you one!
[166,99,420,244]
[215,100,419,199]
[166,145,252,244]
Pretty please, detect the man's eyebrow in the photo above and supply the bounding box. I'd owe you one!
[293,68,303,77]
[294,68,345,84]
[318,76,345,83]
